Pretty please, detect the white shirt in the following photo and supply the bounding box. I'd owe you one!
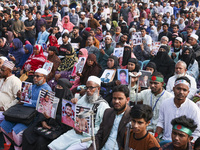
[157,97,200,141]
[0,75,21,110]
[79,17,89,27]
[60,0,70,12]
[104,7,111,19]
[144,34,153,50]
[132,89,173,132]
[164,6,173,15]
[166,74,197,99]
[101,112,124,150]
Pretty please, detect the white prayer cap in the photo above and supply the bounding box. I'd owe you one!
[0,56,8,61]
[171,2,175,5]
[71,8,75,10]
[3,60,15,70]
[154,2,158,4]
[24,4,28,7]
[139,3,142,6]
[190,33,199,41]
[80,12,86,15]
[76,6,80,8]
[35,68,48,76]
[150,3,154,5]
[129,28,136,33]
[105,35,112,40]
[87,76,101,86]
[175,37,183,43]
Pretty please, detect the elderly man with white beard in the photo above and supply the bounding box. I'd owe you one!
[48,76,110,150]
[166,60,197,99]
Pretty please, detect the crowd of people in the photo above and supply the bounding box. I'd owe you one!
[1,0,200,149]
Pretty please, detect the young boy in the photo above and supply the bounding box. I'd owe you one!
[59,33,72,58]
[124,104,160,150]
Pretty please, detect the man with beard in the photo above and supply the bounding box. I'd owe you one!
[155,76,200,143]
[1,68,51,150]
[131,72,173,133]
[48,76,109,150]
[98,35,114,70]
[88,85,131,150]
[162,116,197,150]
[166,61,197,99]
[71,26,82,50]
[86,36,99,59]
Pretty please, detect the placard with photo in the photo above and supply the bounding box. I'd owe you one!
[132,32,142,45]
[21,82,32,104]
[139,70,152,88]
[100,69,116,83]
[117,69,129,85]
[75,105,91,133]
[61,99,76,128]
[36,89,57,118]
[113,47,124,58]
[76,57,86,73]
[43,61,53,74]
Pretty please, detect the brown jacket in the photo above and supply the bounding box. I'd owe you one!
[88,106,131,150]
[88,18,100,29]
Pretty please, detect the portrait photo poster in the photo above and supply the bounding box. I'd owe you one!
[100,69,116,83]
[117,69,129,85]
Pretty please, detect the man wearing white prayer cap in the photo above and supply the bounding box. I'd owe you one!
[0,60,21,112]
[0,57,8,69]
[189,33,200,72]
[48,76,109,150]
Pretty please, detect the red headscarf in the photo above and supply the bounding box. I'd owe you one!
[22,45,47,71]
[48,35,60,50]
[62,16,75,32]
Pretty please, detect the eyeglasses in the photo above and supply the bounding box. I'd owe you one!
[85,86,98,90]
[33,75,44,78]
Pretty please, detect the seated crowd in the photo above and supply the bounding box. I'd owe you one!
[1,0,200,150]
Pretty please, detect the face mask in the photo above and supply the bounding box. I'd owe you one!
[55,88,64,99]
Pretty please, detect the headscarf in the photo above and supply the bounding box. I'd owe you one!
[95,27,103,42]
[178,18,185,31]
[55,78,73,122]
[127,58,140,72]
[112,21,118,29]
[48,46,58,56]
[80,54,102,84]
[180,47,195,67]
[122,46,132,66]
[145,62,157,73]
[0,37,6,47]
[22,44,46,71]
[51,16,58,27]
[79,48,88,58]
[9,38,25,65]
[149,26,158,42]
[48,35,60,50]
[107,55,119,69]
[62,16,75,32]
[17,44,33,68]
[58,48,76,71]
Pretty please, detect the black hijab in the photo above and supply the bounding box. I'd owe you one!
[179,47,195,68]
[122,46,132,66]
[127,58,140,72]
[107,55,119,69]
[55,78,73,122]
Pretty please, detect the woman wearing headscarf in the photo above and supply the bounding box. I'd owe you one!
[179,46,199,80]
[70,48,88,92]
[48,47,76,91]
[62,16,75,33]
[127,58,140,73]
[178,18,185,31]
[8,38,25,66]
[101,56,121,106]
[95,27,103,42]
[22,78,73,150]
[22,45,46,72]
[150,45,175,82]
[149,26,158,42]
[50,15,63,33]
[16,44,33,69]
[120,45,136,69]
[47,36,60,51]
[0,37,10,56]
[46,46,61,82]
[145,62,157,74]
